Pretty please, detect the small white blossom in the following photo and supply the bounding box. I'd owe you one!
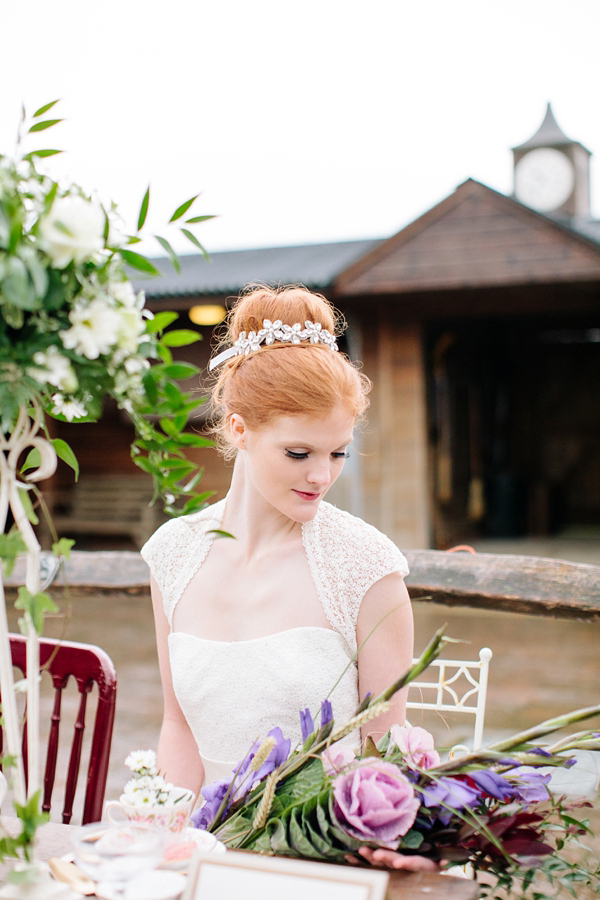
[60,297,121,360]
[107,280,137,307]
[51,394,87,421]
[125,749,157,775]
[29,346,78,393]
[39,195,105,268]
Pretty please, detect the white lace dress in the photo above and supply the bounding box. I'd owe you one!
[141,498,408,785]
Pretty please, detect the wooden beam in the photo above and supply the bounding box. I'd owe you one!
[6,549,600,620]
[404,550,600,620]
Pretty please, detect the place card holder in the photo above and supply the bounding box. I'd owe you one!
[181,850,389,900]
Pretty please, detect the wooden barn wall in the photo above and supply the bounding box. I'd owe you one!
[360,313,430,550]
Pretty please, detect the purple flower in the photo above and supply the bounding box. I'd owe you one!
[254,727,291,781]
[300,708,315,742]
[507,768,552,805]
[320,699,333,728]
[332,759,420,847]
[191,778,230,830]
[419,776,481,824]
[468,770,516,800]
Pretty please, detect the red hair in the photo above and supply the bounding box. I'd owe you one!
[210,285,370,458]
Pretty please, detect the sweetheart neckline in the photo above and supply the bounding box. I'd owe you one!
[168,624,345,646]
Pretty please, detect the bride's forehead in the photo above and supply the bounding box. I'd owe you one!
[267,409,355,442]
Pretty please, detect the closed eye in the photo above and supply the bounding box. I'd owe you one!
[285,450,309,459]
[332,451,350,459]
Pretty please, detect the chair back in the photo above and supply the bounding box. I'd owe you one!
[407,647,492,751]
[3,634,117,824]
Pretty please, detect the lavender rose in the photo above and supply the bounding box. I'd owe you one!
[332,759,420,847]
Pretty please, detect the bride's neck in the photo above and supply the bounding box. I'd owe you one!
[222,455,301,553]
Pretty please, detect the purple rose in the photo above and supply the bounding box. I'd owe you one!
[332,759,420,847]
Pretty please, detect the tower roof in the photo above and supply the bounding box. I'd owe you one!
[512,102,588,152]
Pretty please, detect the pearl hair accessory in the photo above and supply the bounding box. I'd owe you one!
[208,319,339,371]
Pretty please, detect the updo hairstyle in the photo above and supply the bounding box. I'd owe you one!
[209,285,370,459]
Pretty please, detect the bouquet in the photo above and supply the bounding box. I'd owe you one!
[191,630,600,898]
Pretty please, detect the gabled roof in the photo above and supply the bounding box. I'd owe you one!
[334,179,600,296]
[137,238,382,299]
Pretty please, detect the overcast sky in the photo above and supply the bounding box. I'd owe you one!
[2,0,600,258]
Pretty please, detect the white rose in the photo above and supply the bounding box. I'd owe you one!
[60,297,121,360]
[107,281,137,307]
[39,195,105,269]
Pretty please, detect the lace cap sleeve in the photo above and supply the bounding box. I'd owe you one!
[140,499,226,626]
[303,503,409,653]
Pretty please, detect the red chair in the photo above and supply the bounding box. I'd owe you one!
[2,635,117,824]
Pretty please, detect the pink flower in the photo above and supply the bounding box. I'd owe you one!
[390,724,441,769]
[332,759,420,847]
[322,745,356,775]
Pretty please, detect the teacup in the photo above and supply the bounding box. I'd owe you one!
[105,787,195,845]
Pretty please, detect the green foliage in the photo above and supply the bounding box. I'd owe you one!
[15,586,58,633]
[0,531,27,575]
[1,100,215,516]
[0,792,49,867]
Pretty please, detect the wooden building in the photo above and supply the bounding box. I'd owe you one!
[51,106,600,551]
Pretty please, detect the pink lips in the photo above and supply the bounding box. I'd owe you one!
[293,490,321,501]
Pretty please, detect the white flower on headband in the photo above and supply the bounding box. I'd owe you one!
[259,319,284,345]
[279,323,304,344]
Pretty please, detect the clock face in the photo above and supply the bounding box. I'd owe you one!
[514,148,575,212]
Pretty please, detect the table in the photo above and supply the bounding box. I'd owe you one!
[0,819,479,899]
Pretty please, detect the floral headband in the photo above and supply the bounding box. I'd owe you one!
[208,319,338,371]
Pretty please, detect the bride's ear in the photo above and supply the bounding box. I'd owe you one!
[229,413,248,451]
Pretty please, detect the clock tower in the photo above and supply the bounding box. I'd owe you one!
[512,103,591,218]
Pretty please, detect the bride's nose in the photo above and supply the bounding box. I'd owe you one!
[306,458,332,489]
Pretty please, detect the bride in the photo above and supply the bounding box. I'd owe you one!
[142,285,430,870]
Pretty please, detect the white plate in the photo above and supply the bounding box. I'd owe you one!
[95,870,187,900]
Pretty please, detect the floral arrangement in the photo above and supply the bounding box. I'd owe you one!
[122,750,187,809]
[0,101,212,883]
[0,99,213,516]
[191,631,600,899]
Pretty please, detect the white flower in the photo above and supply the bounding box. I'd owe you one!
[115,306,145,354]
[107,281,137,308]
[60,297,121,360]
[51,393,87,421]
[280,323,304,344]
[30,346,78,393]
[124,357,150,376]
[128,788,156,807]
[125,749,157,775]
[39,195,106,269]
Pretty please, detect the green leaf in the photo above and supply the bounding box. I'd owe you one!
[137,186,150,231]
[23,148,62,161]
[175,433,213,447]
[0,532,28,576]
[15,586,58,633]
[155,235,180,274]
[161,329,201,347]
[185,215,216,224]
[163,363,200,380]
[21,447,41,473]
[159,418,180,438]
[52,538,75,559]
[180,228,209,259]
[33,100,60,118]
[28,119,63,133]
[133,457,160,475]
[119,249,160,275]
[17,489,38,525]
[145,311,179,334]
[51,438,79,480]
[208,529,236,539]
[169,195,199,223]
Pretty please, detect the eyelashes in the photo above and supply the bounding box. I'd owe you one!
[285,450,350,460]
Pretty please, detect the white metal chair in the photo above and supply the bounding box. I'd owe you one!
[407,647,493,753]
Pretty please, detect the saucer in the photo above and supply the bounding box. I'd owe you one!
[160,827,226,871]
[95,870,186,900]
